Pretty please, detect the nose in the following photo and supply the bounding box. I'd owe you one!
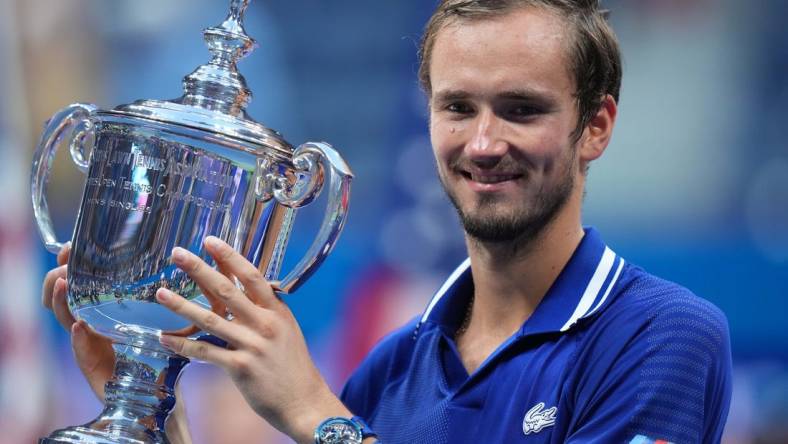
[467,109,508,159]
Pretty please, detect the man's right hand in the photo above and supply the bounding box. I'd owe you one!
[41,243,115,401]
[41,245,193,443]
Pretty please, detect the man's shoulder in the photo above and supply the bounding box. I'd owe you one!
[567,264,733,443]
[578,262,732,375]
[599,263,729,334]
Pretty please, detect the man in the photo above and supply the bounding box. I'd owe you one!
[43,1,732,443]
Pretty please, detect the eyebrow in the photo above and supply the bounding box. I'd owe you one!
[498,89,555,102]
[432,89,471,103]
[432,88,556,103]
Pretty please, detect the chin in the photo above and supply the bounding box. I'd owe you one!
[451,191,572,245]
[465,217,528,243]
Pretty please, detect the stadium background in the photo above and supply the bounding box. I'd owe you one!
[0,0,786,442]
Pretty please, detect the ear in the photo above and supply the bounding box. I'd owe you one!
[579,94,617,162]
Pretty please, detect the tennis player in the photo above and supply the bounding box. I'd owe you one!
[43,1,732,443]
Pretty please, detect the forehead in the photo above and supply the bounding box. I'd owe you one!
[430,7,574,99]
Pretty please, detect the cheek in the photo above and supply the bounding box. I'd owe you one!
[430,119,466,162]
[517,112,575,156]
[510,126,567,167]
[428,133,449,178]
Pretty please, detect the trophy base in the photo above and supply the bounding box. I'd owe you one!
[41,337,189,444]
[40,423,165,444]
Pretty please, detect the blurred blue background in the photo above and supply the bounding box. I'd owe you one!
[0,0,786,442]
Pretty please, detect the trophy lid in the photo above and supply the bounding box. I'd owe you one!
[108,0,292,155]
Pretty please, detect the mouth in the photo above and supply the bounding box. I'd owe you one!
[458,168,525,188]
[460,170,524,186]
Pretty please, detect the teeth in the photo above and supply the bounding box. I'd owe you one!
[470,174,518,184]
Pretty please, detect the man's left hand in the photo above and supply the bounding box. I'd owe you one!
[156,236,351,444]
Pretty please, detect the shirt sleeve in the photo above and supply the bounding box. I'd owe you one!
[340,317,420,421]
[340,354,379,420]
[565,290,733,444]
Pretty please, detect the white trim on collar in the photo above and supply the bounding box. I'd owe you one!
[419,247,624,332]
[420,258,471,324]
[584,257,625,319]
[559,247,621,332]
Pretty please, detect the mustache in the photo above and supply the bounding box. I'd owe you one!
[448,156,528,175]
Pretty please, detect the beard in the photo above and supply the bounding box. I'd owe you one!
[441,155,575,246]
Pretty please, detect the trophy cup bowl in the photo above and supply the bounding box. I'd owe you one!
[30,2,352,443]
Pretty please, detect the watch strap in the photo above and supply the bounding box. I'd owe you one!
[350,416,377,440]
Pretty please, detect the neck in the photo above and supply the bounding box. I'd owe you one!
[464,191,584,339]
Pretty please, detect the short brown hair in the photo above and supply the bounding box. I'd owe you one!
[418,0,622,140]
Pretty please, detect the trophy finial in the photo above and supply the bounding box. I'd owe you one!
[177,0,259,116]
[230,0,251,20]
[206,0,256,63]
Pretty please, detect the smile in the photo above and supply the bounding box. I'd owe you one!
[461,171,523,185]
[468,174,520,183]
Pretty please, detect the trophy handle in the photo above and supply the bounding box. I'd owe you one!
[30,103,98,254]
[268,142,353,293]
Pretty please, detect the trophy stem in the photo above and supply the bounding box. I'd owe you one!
[41,337,189,444]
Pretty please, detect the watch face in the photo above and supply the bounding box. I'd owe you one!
[316,418,363,444]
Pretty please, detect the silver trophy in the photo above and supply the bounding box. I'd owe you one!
[30,1,352,442]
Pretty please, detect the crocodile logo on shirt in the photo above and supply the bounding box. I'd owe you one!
[522,402,557,435]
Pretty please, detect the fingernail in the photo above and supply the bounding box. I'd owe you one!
[156,288,172,302]
[71,322,82,336]
[171,247,187,263]
[204,236,222,249]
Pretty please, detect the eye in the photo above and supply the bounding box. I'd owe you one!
[445,102,474,115]
[506,104,542,120]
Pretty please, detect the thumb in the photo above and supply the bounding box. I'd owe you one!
[71,321,115,401]
[57,242,71,266]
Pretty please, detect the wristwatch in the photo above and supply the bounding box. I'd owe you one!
[314,416,378,444]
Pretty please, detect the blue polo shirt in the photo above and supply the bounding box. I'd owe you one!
[341,228,732,443]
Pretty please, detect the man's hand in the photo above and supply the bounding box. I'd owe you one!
[156,236,351,444]
[41,244,114,400]
[41,244,192,443]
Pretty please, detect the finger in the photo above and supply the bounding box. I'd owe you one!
[213,262,238,314]
[156,288,252,347]
[159,333,234,367]
[42,264,67,309]
[216,260,234,281]
[52,278,77,330]
[170,247,257,320]
[204,236,278,309]
[208,261,233,315]
[71,321,114,400]
[57,242,71,266]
